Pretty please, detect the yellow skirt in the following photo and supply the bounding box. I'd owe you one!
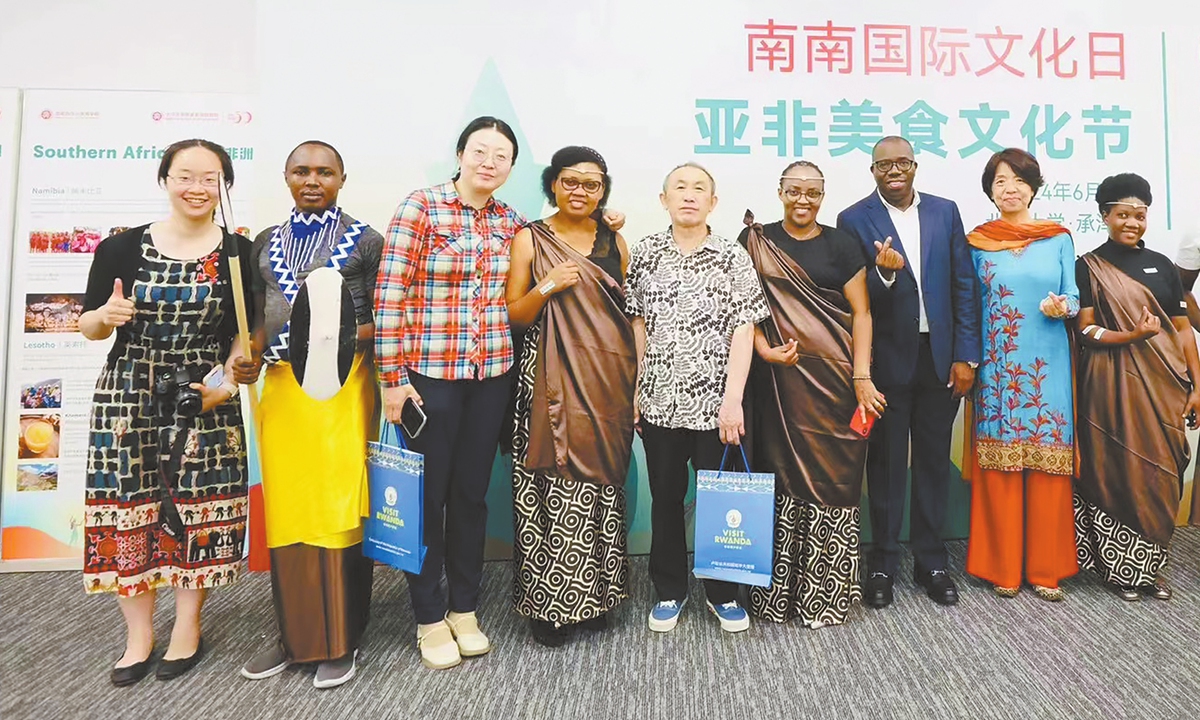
[259,353,379,549]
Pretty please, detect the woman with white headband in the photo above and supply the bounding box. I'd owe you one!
[738,160,883,628]
[1073,172,1200,603]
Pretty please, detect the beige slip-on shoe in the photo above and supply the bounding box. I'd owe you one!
[417,622,462,670]
[445,611,491,657]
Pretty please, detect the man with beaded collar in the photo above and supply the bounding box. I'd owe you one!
[231,140,384,689]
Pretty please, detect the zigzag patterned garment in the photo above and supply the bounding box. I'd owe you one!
[282,207,341,275]
[263,207,366,364]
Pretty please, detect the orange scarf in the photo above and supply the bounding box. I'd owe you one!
[960,216,1081,483]
[966,219,1069,252]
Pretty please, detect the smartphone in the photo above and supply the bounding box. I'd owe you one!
[203,365,226,390]
[850,407,876,438]
[400,397,427,439]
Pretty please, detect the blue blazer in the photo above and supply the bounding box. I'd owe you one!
[836,191,981,387]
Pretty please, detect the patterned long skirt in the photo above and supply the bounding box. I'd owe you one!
[83,235,248,596]
[1074,493,1168,587]
[749,495,861,628]
[510,323,629,625]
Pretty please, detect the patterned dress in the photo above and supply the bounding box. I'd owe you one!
[84,231,248,596]
[511,229,629,625]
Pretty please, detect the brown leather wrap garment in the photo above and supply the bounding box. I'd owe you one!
[1193,458,1200,527]
[1077,253,1191,547]
[270,544,373,663]
[525,222,636,485]
[745,220,868,507]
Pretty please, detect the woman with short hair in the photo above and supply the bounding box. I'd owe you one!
[964,147,1080,601]
[1073,172,1200,602]
[505,146,636,646]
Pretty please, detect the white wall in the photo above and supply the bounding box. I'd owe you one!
[0,0,257,93]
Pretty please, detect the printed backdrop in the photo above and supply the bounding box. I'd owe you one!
[3,2,1199,567]
[0,90,255,567]
[251,0,1200,558]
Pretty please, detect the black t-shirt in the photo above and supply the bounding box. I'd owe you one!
[1076,240,1186,317]
[738,221,866,291]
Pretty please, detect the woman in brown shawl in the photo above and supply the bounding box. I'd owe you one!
[738,160,885,628]
[505,146,636,646]
[1074,172,1200,602]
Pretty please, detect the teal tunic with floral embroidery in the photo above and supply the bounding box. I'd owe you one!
[970,232,1079,476]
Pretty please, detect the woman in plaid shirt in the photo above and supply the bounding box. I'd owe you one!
[375,116,524,670]
[376,118,623,669]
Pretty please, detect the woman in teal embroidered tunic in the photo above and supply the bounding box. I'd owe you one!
[963,148,1080,602]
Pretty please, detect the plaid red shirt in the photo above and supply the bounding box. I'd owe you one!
[375,181,525,387]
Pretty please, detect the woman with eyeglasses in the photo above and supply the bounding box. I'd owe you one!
[375,116,524,670]
[1074,173,1200,602]
[78,139,254,685]
[737,160,884,628]
[504,146,636,646]
[964,148,1079,602]
[375,122,625,669]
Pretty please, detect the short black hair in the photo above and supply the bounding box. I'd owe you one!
[453,116,518,180]
[540,146,611,207]
[286,140,344,172]
[780,160,824,182]
[872,135,913,156]
[1095,172,1152,212]
[157,138,234,187]
[981,148,1044,206]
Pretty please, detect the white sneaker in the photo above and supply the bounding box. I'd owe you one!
[445,611,491,657]
[417,622,462,670]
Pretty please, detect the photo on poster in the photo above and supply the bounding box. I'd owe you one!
[28,226,102,254]
[16,462,58,492]
[20,377,63,409]
[17,413,61,460]
[24,293,85,333]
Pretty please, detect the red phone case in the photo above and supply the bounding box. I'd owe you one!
[850,408,876,438]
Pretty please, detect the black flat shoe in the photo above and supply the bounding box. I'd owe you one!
[156,638,205,681]
[110,651,155,687]
[864,572,893,609]
[916,568,960,606]
[530,619,568,648]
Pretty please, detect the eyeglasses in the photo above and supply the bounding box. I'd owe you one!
[168,174,221,188]
[782,188,824,202]
[559,176,604,194]
[872,159,916,173]
[467,147,511,165]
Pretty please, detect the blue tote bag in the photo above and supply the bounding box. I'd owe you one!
[692,444,775,588]
[363,424,427,574]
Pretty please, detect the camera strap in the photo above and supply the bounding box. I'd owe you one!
[154,420,192,542]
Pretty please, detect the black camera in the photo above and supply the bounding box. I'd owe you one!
[154,367,203,418]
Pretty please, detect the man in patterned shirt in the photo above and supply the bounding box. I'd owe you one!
[625,162,770,634]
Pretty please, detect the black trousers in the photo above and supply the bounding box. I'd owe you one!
[640,422,739,605]
[404,371,513,625]
[866,335,959,576]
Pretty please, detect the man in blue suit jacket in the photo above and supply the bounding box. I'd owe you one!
[836,136,981,609]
